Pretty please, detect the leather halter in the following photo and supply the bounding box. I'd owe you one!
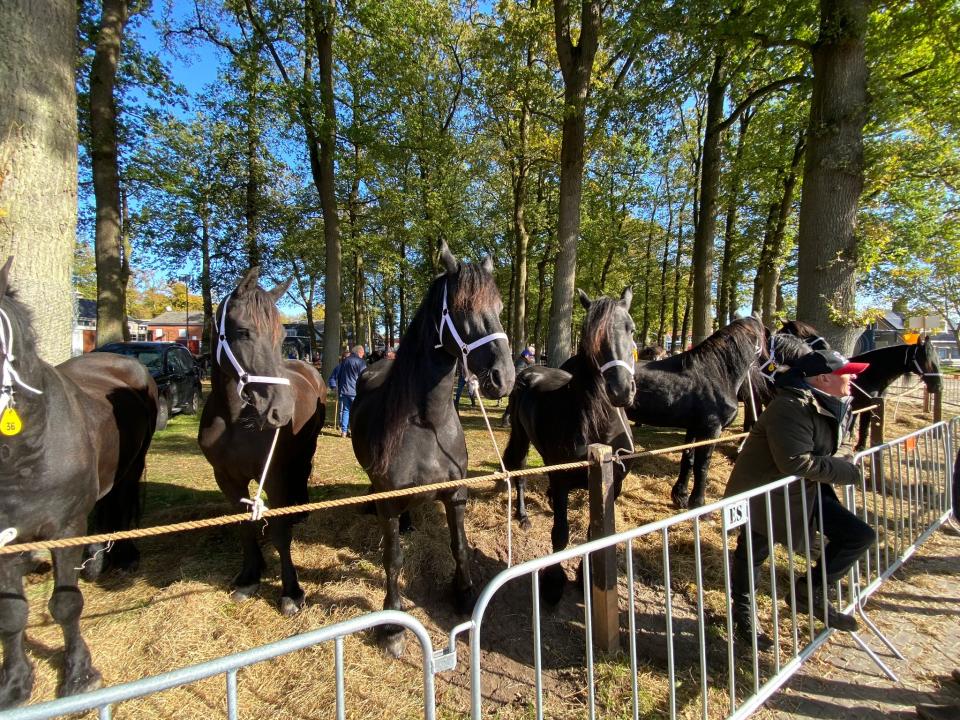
[435,283,507,380]
[0,307,42,415]
[215,294,290,401]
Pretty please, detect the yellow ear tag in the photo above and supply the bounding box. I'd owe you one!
[0,407,22,436]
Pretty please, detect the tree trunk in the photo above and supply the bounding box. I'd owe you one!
[755,132,805,324]
[691,52,726,344]
[547,0,601,367]
[670,210,686,352]
[639,193,660,345]
[534,244,551,359]
[716,109,750,325]
[200,213,213,353]
[796,0,868,354]
[0,0,77,363]
[91,0,130,347]
[312,0,342,372]
[510,95,531,351]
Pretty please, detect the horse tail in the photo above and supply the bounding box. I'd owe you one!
[91,389,154,572]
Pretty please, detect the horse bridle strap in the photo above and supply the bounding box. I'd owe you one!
[908,345,942,377]
[600,357,635,374]
[436,283,507,379]
[216,294,291,400]
[0,307,42,414]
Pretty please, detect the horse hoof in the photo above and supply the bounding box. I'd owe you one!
[58,668,102,699]
[518,517,532,531]
[0,668,34,709]
[688,496,705,510]
[229,584,260,603]
[539,565,567,605]
[453,585,477,615]
[375,627,407,658]
[280,595,305,617]
[671,488,689,510]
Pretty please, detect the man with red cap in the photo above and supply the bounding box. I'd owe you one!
[724,348,876,649]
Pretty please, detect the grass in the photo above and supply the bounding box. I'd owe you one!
[13,389,940,719]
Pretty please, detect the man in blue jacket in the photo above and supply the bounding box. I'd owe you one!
[329,345,366,437]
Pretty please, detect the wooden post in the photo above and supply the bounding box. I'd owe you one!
[924,387,930,413]
[869,397,885,449]
[588,443,619,653]
[934,389,943,423]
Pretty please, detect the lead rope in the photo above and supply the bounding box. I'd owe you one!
[241,427,281,523]
[468,377,514,567]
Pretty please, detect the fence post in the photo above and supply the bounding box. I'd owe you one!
[924,387,930,414]
[934,389,943,423]
[870,398,885,449]
[588,443,619,653]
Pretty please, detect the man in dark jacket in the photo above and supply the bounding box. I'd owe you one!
[328,345,366,437]
[724,348,877,647]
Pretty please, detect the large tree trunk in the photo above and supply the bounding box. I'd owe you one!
[546,0,601,367]
[0,0,77,363]
[691,52,726,344]
[200,213,213,353]
[91,0,130,346]
[796,0,868,354]
[312,0,342,372]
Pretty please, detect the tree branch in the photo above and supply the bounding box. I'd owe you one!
[713,74,808,134]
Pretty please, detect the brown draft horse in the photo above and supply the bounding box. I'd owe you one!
[0,257,156,707]
[198,267,326,616]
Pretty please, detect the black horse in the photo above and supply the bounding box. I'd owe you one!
[779,319,830,350]
[198,267,326,616]
[739,331,815,432]
[848,337,942,450]
[503,288,636,603]
[627,316,767,509]
[0,257,156,707]
[350,243,514,656]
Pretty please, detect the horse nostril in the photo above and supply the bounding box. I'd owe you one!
[267,407,282,425]
[490,368,503,388]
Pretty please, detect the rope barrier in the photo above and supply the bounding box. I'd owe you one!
[0,430,768,556]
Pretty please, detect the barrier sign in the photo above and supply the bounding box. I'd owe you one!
[725,500,749,530]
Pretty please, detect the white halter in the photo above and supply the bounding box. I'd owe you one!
[215,294,290,400]
[599,342,636,375]
[435,283,508,380]
[0,306,42,416]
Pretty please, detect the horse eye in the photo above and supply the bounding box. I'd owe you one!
[235,328,251,339]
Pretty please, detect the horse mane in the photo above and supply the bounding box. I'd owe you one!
[367,263,497,478]
[771,332,813,365]
[656,317,764,380]
[780,320,828,349]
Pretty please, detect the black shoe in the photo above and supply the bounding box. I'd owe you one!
[795,580,858,632]
[733,613,774,652]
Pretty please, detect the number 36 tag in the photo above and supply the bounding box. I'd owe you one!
[0,407,23,436]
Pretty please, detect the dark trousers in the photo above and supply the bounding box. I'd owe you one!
[732,484,876,613]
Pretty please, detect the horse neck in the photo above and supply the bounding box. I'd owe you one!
[395,314,458,417]
[569,353,605,406]
[860,346,917,391]
[708,337,757,390]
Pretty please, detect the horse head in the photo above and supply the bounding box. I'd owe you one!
[779,319,829,350]
[915,335,943,393]
[214,266,294,428]
[436,242,514,399]
[577,287,636,407]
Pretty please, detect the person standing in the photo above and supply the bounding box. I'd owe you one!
[724,349,876,648]
[329,345,366,437]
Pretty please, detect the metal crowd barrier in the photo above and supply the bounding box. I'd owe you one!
[447,419,955,719]
[0,611,438,720]
[5,423,956,719]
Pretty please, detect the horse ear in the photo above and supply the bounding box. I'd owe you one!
[577,288,592,310]
[619,287,633,310]
[0,256,12,299]
[237,266,261,295]
[267,277,293,304]
[480,255,494,274]
[438,242,459,274]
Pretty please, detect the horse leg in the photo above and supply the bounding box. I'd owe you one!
[854,411,869,452]
[375,512,406,657]
[541,478,569,605]
[271,518,305,617]
[504,415,532,529]
[230,520,265,602]
[688,441,717,509]
[515,478,531,530]
[0,558,32,708]
[49,544,102,698]
[441,489,476,614]
[671,430,696,508]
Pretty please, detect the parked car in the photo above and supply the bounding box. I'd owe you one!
[95,341,202,430]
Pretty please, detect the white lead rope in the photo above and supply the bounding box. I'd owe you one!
[241,427,281,522]
[468,378,514,568]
